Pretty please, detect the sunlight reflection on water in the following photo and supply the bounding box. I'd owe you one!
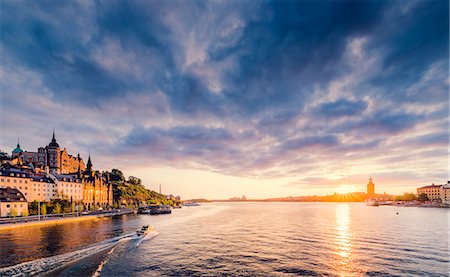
[335,203,354,274]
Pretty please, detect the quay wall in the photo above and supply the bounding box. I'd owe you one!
[0,211,133,231]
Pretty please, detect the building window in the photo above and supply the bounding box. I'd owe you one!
[6,204,10,208]
[7,179,9,182]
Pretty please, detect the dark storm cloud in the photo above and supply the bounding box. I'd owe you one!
[0,0,448,183]
[219,0,387,115]
[371,0,449,87]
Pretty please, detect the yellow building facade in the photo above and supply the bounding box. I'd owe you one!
[81,156,113,209]
[0,187,28,217]
[417,184,441,200]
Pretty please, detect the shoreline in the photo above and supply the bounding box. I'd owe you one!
[0,210,134,231]
[210,200,449,207]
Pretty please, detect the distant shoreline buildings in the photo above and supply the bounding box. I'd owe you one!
[0,132,112,216]
[417,182,450,204]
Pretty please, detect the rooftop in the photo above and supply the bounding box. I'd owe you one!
[0,187,27,202]
[418,184,442,189]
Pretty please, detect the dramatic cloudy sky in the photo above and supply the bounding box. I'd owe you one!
[0,0,448,198]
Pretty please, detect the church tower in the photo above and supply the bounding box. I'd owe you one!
[46,130,61,174]
[86,155,93,177]
[367,176,375,194]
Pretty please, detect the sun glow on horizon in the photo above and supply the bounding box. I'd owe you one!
[335,185,357,194]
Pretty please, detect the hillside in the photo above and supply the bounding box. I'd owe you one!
[103,169,178,207]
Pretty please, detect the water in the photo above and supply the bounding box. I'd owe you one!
[0,203,449,276]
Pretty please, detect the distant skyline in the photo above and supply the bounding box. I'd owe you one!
[0,0,448,199]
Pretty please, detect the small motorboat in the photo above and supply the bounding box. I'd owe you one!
[136,225,152,237]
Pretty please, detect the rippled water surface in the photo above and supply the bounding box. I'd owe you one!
[1,203,449,276]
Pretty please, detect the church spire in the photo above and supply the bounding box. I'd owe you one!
[48,129,59,148]
[86,155,93,174]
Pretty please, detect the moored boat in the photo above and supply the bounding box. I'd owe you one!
[183,202,200,207]
[138,205,172,215]
[366,199,379,206]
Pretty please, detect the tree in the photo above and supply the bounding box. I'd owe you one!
[418,193,429,202]
[41,204,47,216]
[128,176,142,186]
[71,202,75,213]
[29,201,39,215]
[22,209,29,217]
[54,203,62,214]
[9,208,17,217]
[404,193,417,201]
[110,169,125,182]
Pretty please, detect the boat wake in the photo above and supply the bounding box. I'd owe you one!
[0,229,157,277]
[135,230,159,247]
[93,229,159,276]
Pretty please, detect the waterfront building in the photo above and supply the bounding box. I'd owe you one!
[417,184,442,201]
[367,176,375,194]
[2,136,113,212]
[11,132,85,174]
[80,156,113,209]
[52,174,84,202]
[0,163,110,210]
[439,182,450,204]
[0,187,28,217]
[1,166,58,202]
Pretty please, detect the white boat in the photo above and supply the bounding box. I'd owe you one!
[136,225,153,237]
[366,199,379,206]
[183,202,200,207]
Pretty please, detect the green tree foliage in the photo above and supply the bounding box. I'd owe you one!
[102,168,180,208]
[394,193,417,202]
[29,201,40,215]
[41,204,47,216]
[54,203,62,214]
[418,193,430,202]
[9,208,17,217]
[128,176,142,185]
[22,209,29,217]
[49,199,71,213]
[110,169,125,182]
